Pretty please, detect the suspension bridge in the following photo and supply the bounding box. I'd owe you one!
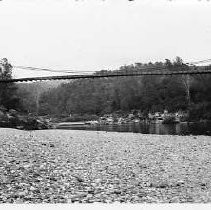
[0,60,211,83]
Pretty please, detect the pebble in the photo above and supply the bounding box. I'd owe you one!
[0,128,211,203]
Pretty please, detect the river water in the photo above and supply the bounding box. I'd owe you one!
[57,121,211,136]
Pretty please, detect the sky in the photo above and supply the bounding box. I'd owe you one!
[0,0,211,78]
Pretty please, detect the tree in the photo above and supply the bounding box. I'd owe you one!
[0,58,21,110]
[33,57,210,121]
[173,57,192,109]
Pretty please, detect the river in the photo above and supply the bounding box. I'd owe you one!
[56,121,211,136]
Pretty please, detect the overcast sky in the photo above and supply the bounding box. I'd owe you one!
[0,0,211,78]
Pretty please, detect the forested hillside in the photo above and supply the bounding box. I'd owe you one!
[16,81,66,114]
[34,57,211,121]
[1,57,210,121]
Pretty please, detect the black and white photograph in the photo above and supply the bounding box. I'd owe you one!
[0,0,211,207]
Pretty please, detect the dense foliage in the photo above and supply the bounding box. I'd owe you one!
[28,57,210,121]
[2,57,209,121]
[0,58,21,110]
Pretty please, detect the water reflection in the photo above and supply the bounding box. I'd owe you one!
[58,121,211,136]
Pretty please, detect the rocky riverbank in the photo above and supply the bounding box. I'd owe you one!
[0,128,211,203]
[0,109,54,130]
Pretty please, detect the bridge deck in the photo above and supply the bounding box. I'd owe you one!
[0,66,211,83]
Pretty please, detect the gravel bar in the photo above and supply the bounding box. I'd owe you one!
[0,128,211,203]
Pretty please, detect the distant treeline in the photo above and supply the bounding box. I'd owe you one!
[1,57,211,121]
[16,57,211,121]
